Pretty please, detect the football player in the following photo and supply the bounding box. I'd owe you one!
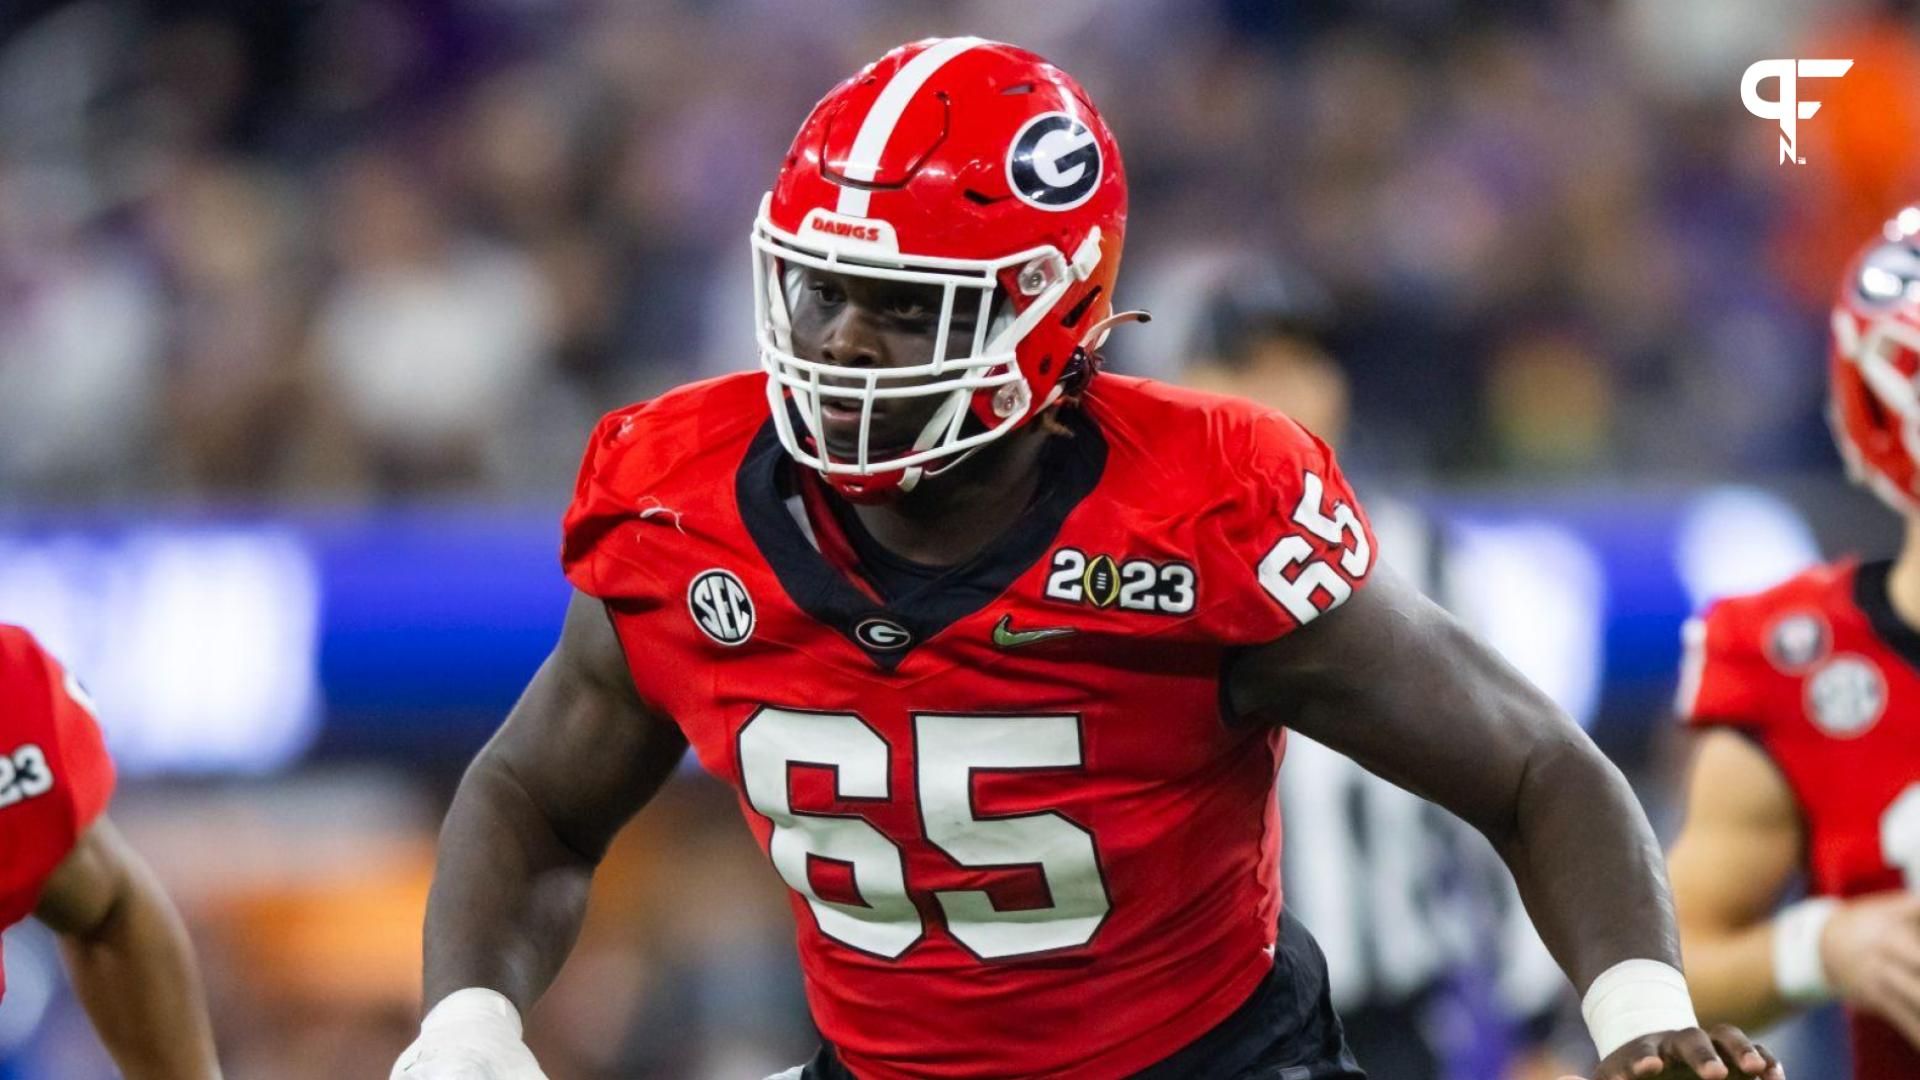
[0,625,221,1078]
[1670,205,1920,1079]
[394,39,1778,1080]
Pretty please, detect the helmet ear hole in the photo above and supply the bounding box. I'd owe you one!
[1060,285,1103,330]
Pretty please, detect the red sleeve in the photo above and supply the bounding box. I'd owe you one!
[1675,603,1770,731]
[561,404,661,602]
[0,627,116,919]
[1192,411,1377,646]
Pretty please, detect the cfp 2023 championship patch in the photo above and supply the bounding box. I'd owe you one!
[1042,547,1195,615]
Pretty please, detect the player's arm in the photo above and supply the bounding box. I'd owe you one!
[32,817,221,1080]
[1671,728,1920,1047]
[396,589,687,1079]
[1227,567,1780,1080]
[1665,731,1804,1031]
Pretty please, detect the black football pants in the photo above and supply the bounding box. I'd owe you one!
[799,908,1367,1080]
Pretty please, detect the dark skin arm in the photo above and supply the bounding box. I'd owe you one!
[34,817,221,1080]
[421,589,687,1014]
[1228,567,1781,1080]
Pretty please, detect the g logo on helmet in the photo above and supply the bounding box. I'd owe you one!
[1007,112,1101,211]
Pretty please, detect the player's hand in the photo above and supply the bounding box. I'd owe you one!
[1557,1023,1781,1080]
[1821,889,1920,1048]
[390,988,549,1080]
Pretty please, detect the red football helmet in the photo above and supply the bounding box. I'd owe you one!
[1831,204,1920,511]
[753,37,1128,501]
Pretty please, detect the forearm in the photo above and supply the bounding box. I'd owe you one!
[422,755,599,1014]
[1675,915,1795,1031]
[419,593,686,1021]
[58,868,220,1080]
[1239,573,1784,1075]
[1495,735,1681,992]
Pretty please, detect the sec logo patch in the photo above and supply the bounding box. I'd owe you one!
[1765,613,1829,672]
[688,569,755,646]
[1804,654,1884,738]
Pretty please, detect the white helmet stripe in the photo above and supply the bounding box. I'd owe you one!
[835,37,987,218]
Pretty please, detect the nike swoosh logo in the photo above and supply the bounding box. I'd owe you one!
[992,614,1077,648]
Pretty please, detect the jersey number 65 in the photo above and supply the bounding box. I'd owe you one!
[1257,469,1372,624]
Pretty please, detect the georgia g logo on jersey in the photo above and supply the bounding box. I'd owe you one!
[1007,112,1101,211]
[689,569,755,646]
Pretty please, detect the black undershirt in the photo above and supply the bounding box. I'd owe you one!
[829,497,951,601]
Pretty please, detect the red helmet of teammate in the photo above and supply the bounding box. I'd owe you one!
[1831,204,1920,511]
[753,37,1128,501]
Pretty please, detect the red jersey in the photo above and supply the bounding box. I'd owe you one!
[1680,559,1920,1079]
[563,372,1375,1079]
[0,625,116,1003]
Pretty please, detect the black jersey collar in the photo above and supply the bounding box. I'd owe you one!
[735,409,1107,670]
[1852,559,1920,673]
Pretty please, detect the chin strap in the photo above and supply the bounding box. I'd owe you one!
[1057,309,1152,397]
[1079,308,1151,351]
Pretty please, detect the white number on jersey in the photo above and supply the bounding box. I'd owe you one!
[739,709,921,957]
[918,714,1108,958]
[0,744,55,809]
[738,707,1110,960]
[1881,782,1920,890]
[1257,469,1372,624]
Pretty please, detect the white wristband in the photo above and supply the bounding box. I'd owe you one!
[1581,959,1701,1058]
[1772,896,1840,1004]
[422,987,525,1038]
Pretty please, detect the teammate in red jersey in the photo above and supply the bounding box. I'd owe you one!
[1669,206,1920,1079]
[394,38,1778,1080]
[0,625,221,1078]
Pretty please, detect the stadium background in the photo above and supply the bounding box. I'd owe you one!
[1,0,1916,1076]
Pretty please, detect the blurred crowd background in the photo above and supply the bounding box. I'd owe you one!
[3,0,1919,1077]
